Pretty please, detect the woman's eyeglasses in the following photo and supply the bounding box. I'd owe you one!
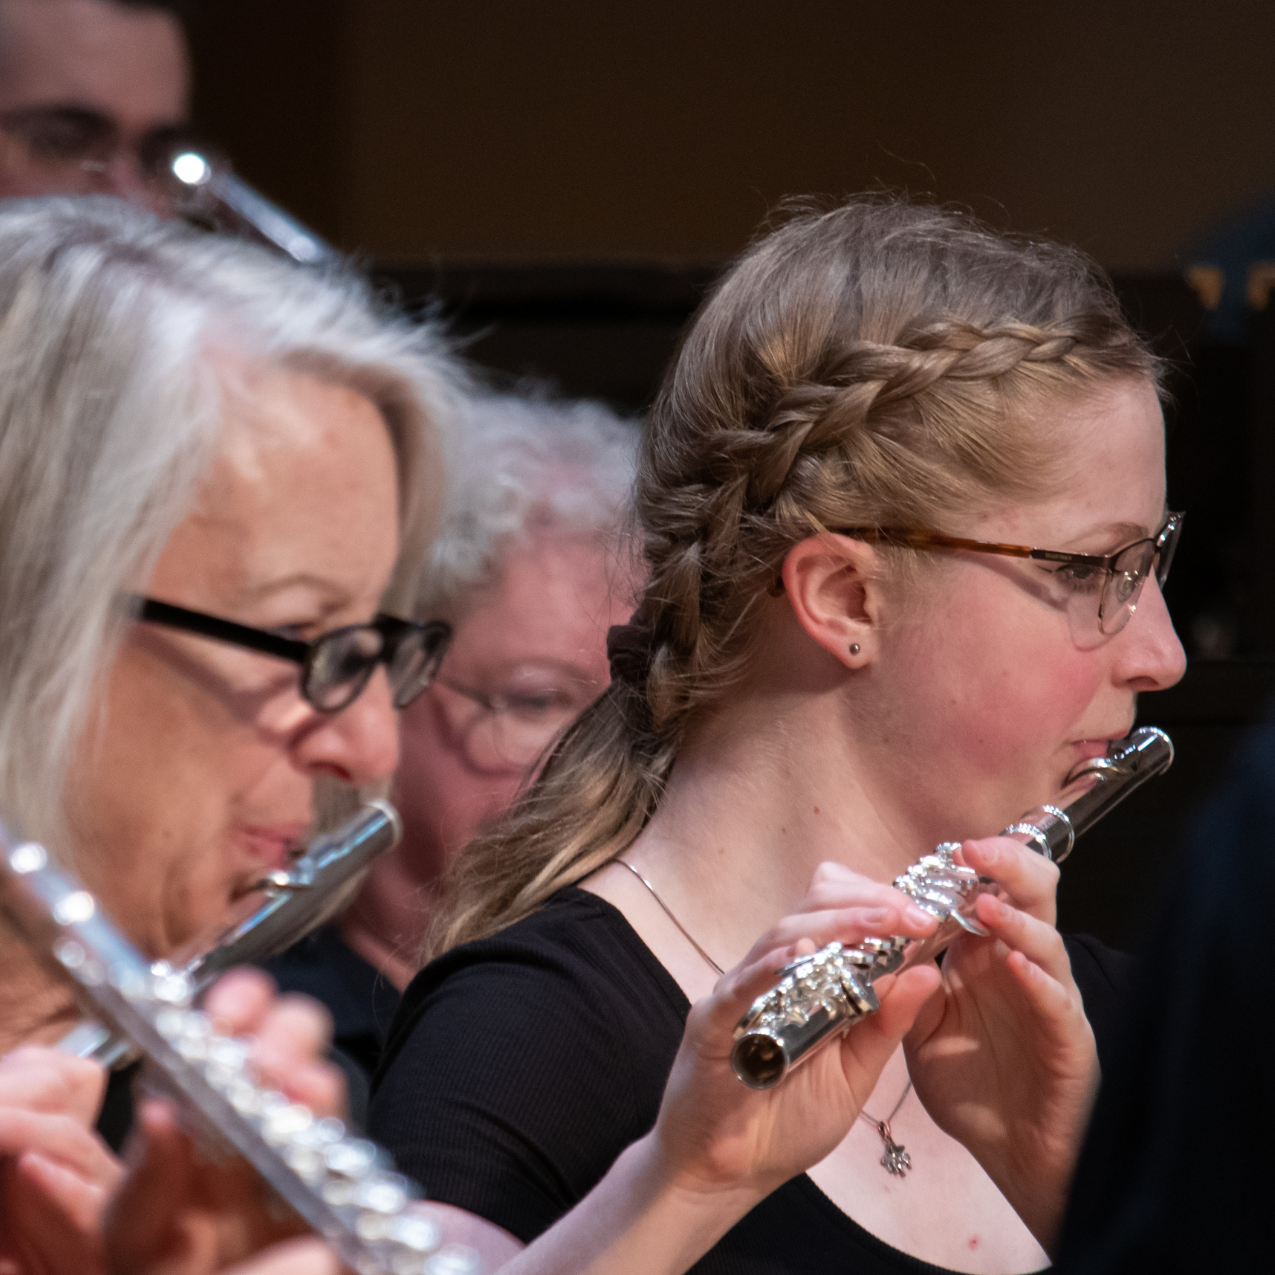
[129,597,452,713]
[429,674,602,774]
[837,512,1183,644]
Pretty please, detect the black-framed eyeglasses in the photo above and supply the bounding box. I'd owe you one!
[836,512,1183,642]
[129,596,452,713]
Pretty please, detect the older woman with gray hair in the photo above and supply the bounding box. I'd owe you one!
[0,195,461,1271]
[319,391,640,994]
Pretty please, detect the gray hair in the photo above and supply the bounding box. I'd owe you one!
[0,196,464,847]
[421,389,639,618]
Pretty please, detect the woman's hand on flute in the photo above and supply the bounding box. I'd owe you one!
[101,971,347,1275]
[654,865,944,1198]
[202,969,346,1118]
[0,1047,122,1275]
[502,870,943,1275]
[903,834,1098,1255]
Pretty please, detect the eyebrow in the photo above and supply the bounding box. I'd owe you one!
[0,104,189,141]
[1068,506,1171,552]
[1,104,114,129]
[1073,522,1150,548]
[233,574,357,613]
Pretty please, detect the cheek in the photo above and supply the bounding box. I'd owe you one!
[897,575,1103,771]
[958,648,1104,774]
[69,650,297,950]
[393,700,529,870]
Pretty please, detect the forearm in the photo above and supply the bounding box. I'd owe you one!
[498,1134,765,1275]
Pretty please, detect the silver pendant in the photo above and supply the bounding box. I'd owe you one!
[877,1121,911,1177]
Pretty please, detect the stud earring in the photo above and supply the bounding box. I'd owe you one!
[849,643,860,656]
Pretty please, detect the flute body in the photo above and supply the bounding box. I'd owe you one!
[731,726,1174,1090]
[0,821,480,1275]
[59,801,401,1068]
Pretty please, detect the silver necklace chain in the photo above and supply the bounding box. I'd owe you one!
[615,857,914,1178]
[615,859,725,975]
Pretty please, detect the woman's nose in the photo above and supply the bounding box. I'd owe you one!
[292,667,401,785]
[1117,579,1187,693]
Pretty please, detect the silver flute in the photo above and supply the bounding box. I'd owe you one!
[0,820,482,1275]
[59,801,401,1068]
[731,726,1174,1090]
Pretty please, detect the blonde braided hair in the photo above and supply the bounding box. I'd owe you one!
[426,198,1159,959]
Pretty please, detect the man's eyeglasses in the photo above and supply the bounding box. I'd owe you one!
[130,597,452,713]
[0,106,190,193]
[837,512,1183,644]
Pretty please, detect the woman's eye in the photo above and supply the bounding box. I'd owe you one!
[503,690,575,718]
[1050,563,1105,594]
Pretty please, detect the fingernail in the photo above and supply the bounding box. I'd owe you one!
[906,903,935,926]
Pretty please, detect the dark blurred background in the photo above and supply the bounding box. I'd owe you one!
[186,0,1275,947]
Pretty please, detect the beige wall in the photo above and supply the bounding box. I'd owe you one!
[190,1,1275,270]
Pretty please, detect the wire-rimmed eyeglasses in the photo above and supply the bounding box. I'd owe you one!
[0,106,191,195]
[129,596,452,713]
[836,512,1183,643]
[428,673,600,773]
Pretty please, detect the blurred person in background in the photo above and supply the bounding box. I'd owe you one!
[0,0,190,211]
[266,393,639,1087]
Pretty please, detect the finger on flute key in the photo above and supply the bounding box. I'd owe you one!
[959,835,1060,923]
[972,892,1074,989]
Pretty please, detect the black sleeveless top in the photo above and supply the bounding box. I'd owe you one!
[370,887,1130,1274]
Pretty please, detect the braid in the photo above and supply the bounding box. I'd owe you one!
[427,196,1158,959]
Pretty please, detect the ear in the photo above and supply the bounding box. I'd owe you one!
[781,534,884,669]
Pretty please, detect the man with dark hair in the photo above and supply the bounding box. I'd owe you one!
[0,0,189,210]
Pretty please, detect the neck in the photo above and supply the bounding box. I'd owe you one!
[341,850,433,991]
[625,677,933,970]
[0,924,82,1054]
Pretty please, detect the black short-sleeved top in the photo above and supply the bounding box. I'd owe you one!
[370,887,1130,1275]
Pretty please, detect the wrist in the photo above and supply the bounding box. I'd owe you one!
[630,1129,769,1212]
[991,1142,1077,1257]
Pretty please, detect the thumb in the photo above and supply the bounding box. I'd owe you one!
[840,965,942,1088]
[900,963,951,1054]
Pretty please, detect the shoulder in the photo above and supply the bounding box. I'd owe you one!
[371,884,688,1129]
[367,887,688,1240]
[383,887,686,1062]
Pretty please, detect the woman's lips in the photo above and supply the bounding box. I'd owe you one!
[232,823,310,874]
[1072,735,1126,761]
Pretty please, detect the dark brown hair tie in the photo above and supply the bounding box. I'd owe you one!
[606,617,657,686]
